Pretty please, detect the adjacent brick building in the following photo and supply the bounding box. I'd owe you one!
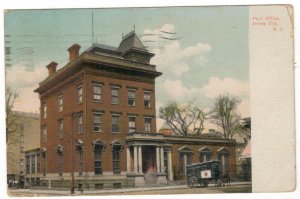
[34,31,236,189]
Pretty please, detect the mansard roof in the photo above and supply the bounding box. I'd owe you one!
[35,31,161,94]
[86,31,150,57]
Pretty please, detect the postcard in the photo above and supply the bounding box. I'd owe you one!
[4,5,295,196]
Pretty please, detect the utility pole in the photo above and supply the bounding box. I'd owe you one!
[65,112,77,194]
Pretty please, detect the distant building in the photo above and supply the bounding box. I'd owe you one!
[24,148,41,186]
[34,31,237,189]
[233,117,251,181]
[6,111,40,185]
[240,140,251,181]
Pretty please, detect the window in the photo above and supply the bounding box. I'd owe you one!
[179,152,192,174]
[111,87,119,104]
[112,115,120,133]
[128,90,136,106]
[128,117,136,133]
[178,146,193,175]
[58,95,63,112]
[58,120,64,138]
[25,155,30,174]
[199,149,212,163]
[37,154,40,173]
[113,183,121,189]
[144,92,151,108]
[77,85,83,103]
[20,161,24,171]
[94,144,103,175]
[42,126,47,143]
[77,112,83,133]
[78,149,83,176]
[218,149,230,174]
[20,135,24,142]
[93,84,102,101]
[42,103,47,119]
[95,183,103,189]
[112,144,121,174]
[31,155,35,174]
[93,112,102,132]
[43,155,47,176]
[57,153,63,176]
[144,117,151,132]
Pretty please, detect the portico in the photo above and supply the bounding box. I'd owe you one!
[126,133,172,186]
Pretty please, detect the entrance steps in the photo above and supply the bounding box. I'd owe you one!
[144,173,157,185]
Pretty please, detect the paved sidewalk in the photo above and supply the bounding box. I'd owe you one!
[9,181,252,196]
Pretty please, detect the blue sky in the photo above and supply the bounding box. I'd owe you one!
[5,6,250,130]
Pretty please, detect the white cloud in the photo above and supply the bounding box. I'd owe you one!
[6,63,48,89]
[6,63,48,113]
[162,79,202,100]
[143,24,211,77]
[202,77,250,118]
[202,77,249,99]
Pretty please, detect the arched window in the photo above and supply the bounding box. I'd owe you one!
[178,146,193,175]
[76,140,84,176]
[56,145,63,176]
[199,147,212,163]
[41,148,47,176]
[93,140,105,175]
[217,148,230,174]
[111,141,123,174]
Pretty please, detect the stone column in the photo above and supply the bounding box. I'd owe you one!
[160,147,164,173]
[168,151,174,181]
[183,154,187,174]
[156,146,160,173]
[134,146,138,174]
[138,146,143,174]
[127,147,131,173]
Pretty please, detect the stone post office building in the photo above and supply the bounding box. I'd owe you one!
[34,31,236,189]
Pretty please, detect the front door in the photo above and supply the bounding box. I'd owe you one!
[142,146,156,173]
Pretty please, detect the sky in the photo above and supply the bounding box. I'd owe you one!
[5,6,250,131]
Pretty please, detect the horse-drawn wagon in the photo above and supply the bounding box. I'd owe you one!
[186,160,230,187]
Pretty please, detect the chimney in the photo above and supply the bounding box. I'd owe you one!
[67,44,81,61]
[46,62,58,76]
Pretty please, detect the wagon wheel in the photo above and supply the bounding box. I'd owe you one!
[189,177,198,188]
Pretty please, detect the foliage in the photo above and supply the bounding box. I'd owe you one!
[159,100,207,136]
[6,86,19,145]
[210,95,242,139]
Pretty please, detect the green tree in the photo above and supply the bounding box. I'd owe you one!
[210,95,242,139]
[159,100,207,136]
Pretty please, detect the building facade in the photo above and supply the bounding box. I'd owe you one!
[24,148,41,186]
[35,31,236,189]
[6,111,40,185]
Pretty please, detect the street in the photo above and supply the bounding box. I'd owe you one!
[8,183,251,196]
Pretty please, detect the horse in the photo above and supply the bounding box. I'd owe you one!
[220,173,231,186]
